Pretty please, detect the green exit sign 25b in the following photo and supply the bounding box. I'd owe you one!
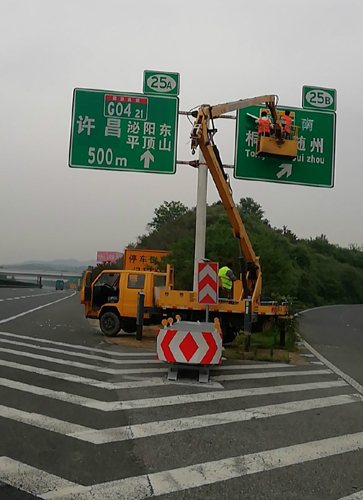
[303,86,336,112]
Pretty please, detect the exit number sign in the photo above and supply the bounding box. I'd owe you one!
[302,85,336,112]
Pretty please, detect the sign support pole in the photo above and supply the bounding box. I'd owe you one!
[193,149,208,291]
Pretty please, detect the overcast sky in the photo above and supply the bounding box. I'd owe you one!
[0,0,361,264]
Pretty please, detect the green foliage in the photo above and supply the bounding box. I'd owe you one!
[147,201,190,232]
[130,199,363,307]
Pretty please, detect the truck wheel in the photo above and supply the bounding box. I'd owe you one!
[100,312,121,337]
[122,318,137,334]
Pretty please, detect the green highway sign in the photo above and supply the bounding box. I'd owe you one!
[143,70,180,96]
[69,88,179,174]
[302,85,336,112]
[234,105,336,188]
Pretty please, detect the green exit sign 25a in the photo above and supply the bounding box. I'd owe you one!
[303,85,336,112]
[143,70,180,96]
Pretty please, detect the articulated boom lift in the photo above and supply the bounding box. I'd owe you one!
[190,95,297,305]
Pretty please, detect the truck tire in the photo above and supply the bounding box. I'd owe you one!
[122,318,137,334]
[100,311,121,337]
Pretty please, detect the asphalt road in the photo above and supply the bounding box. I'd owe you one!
[0,292,363,500]
[300,304,363,387]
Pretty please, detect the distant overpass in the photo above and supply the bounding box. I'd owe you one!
[0,268,83,280]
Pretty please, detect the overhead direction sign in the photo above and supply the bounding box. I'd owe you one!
[198,263,218,305]
[303,85,337,112]
[234,105,336,188]
[143,70,180,96]
[69,88,178,174]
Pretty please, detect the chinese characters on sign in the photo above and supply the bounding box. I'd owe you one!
[123,249,171,272]
[235,105,336,187]
[69,89,178,174]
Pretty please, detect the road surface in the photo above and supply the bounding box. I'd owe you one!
[1,292,363,499]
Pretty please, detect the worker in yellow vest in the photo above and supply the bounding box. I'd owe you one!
[218,263,238,299]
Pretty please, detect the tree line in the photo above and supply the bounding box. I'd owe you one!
[128,198,363,307]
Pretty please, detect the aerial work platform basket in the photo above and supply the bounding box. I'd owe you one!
[256,126,299,161]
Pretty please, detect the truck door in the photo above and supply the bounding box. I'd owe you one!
[120,272,146,318]
[80,271,92,304]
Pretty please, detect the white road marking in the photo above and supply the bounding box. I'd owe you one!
[0,360,170,389]
[0,404,87,434]
[300,354,314,357]
[338,491,363,499]
[0,394,360,444]
[0,329,155,357]
[0,346,163,372]
[303,339,363,395]
[311,361,324,365]
[6,298,13,301]
[43,430,363,500]
[0,337,158,365]
[0,456,85,498]
[213,369,332,382]
[211,362,292,371]
[0,292,76,325]
[0,376,347,412]
[70,393,363,444]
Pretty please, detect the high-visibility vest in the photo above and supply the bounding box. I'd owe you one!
[282,115,292,133]
[258,117,271,135]
[218,266,232,290]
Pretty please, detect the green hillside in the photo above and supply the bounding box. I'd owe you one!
[129,199,363,307]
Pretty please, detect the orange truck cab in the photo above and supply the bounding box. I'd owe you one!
[80,267,173,337]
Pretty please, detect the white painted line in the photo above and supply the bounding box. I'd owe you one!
[338,491,363,500]
[300,354,314,358]
[0,358,169,390]
[71,393,363,444]
[49,430,363,500]
[0,376,347,412]
[0,456,86,498]
[213,369,332,382]
[0,292,76,325]
[303,340,363,396]
[210,363,292,371]
[0,404,87,434]
[6,298,13,301]
[311,361,324,366]
[0,329,155,357]
[0,377,100,407]
[0,346,163,373]
[1,394,360,444]
[0,337,158,365]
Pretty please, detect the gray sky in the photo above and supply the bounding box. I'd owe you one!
[0,0,361,264]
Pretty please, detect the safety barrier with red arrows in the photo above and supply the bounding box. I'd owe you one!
[156,320,223,365]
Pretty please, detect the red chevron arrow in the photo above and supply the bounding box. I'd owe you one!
[198,273,218,292]
[160,329,177,362]
[200,331,218,364]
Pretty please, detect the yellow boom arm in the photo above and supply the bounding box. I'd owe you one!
[190,94,280,298]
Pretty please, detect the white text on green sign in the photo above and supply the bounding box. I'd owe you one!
[69,89,179,174]
[234,105,336,188]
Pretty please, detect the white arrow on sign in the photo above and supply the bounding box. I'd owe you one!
[140,150,154,169]
[276,163,293,179]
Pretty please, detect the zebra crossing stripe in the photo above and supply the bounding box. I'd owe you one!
[0,376,347,411]
[0,337,157,365]
[0,346,163,373]
[0,456,85,498]
[0,394,360,444]
[0,330,155,357]
[39,430,363,499]
[213,369,331,382]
